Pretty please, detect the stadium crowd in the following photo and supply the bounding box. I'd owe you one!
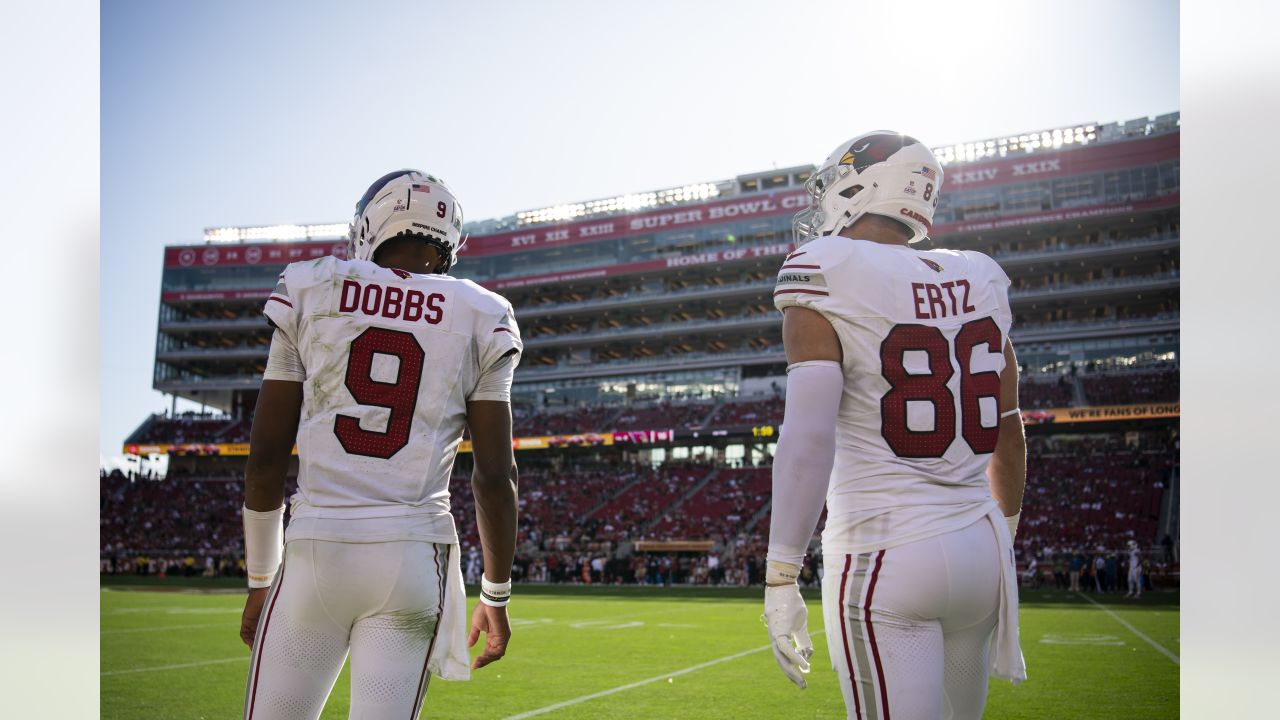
[102,427,1177,591]
[1081,369,1179,405]
[99,468,267,579]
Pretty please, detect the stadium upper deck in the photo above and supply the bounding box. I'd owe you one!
[139,113,1178,440]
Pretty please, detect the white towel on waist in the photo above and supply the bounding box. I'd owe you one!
[987,506,1027,683]
[428,543,471,680]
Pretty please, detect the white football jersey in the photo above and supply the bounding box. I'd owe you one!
[263,256,521,543]
[775,235,1013,554]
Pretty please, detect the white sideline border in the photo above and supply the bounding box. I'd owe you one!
[102,622,228,635]
[1075,592,1180,665]
[502,630,822,719]
[102,656,246,677]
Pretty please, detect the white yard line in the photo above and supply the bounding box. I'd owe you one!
[101,656,246,677]
[503,631,821,719]
[102,622,227,635]
[1075,592,1179,665]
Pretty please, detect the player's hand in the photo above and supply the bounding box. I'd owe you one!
[240,587,270,648]
[468,602,511,670]
[763,584,815,689]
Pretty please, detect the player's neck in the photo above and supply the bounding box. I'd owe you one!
[838,216,911,246]
[374,252,443,275]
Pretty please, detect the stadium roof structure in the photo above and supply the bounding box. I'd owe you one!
[200,113,1179,245]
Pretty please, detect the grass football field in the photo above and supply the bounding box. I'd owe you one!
[101,582,1178,719]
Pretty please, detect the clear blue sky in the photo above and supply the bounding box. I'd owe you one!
[101,0,1178,462]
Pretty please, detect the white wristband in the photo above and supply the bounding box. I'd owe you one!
[765,559,802,586]
[243,504,284,589]
[1005,512,1021,541]
[480,575,512,607]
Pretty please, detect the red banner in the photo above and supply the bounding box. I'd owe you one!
[941,132,1177,190]
[940,193,1179,235]
[464,133,1177,257]
[159,192,1178,299]
[485,242,793,290]
[463,190,811,257]
[164,241,348,269]
[161,289,273,302]
[486,196,1177,290]
[162,133,1178,269]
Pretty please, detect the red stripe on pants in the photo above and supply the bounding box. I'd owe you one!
[864,550,890,720]
[838,554,863,720]
[246,561,287,720]
[410,545,446,719]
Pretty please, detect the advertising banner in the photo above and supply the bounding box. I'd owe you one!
[1022,402,1180,425]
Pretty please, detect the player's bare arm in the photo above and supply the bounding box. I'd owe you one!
[466,398,518,670]
[239,378,303,648]
[987,339,1027,537]
[762,306,844,688]
[781,306,843,368]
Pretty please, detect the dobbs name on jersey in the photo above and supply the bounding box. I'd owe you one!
[263,254,521,544]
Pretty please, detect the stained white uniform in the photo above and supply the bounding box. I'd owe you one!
[775,235,1024,719]
[246,256,521,720]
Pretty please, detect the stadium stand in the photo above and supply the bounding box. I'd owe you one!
[1019,376,1077,410]
[512,405,619,437]
[613,402,718,431]
[110,113,1180,589]
[648,466,772,542]
[103,425,1177,589]
[1081,368,1179,405]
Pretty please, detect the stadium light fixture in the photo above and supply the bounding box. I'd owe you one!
[201,222,350,244]
[516,183,719,226]
[205,227,242,243]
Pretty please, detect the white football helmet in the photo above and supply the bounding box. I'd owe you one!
[348,169,466,272]
[793,131,943,247]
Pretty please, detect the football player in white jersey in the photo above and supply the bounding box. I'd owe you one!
[238,170,522,720]
[762,133,1028,719]
[1126,540,1143,598]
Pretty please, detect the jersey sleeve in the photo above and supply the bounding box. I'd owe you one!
[773,243,835,314]
[262,256,337,344]
[467,354,515,402]
[975,251,1014,336]
[263,329,306,382]
[477,301,523,374]
[262,270,299,342]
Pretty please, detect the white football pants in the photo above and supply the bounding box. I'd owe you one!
[244,540,450,720]
[822,516,1002,720]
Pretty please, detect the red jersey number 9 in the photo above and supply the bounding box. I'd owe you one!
[333,327,426,459]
